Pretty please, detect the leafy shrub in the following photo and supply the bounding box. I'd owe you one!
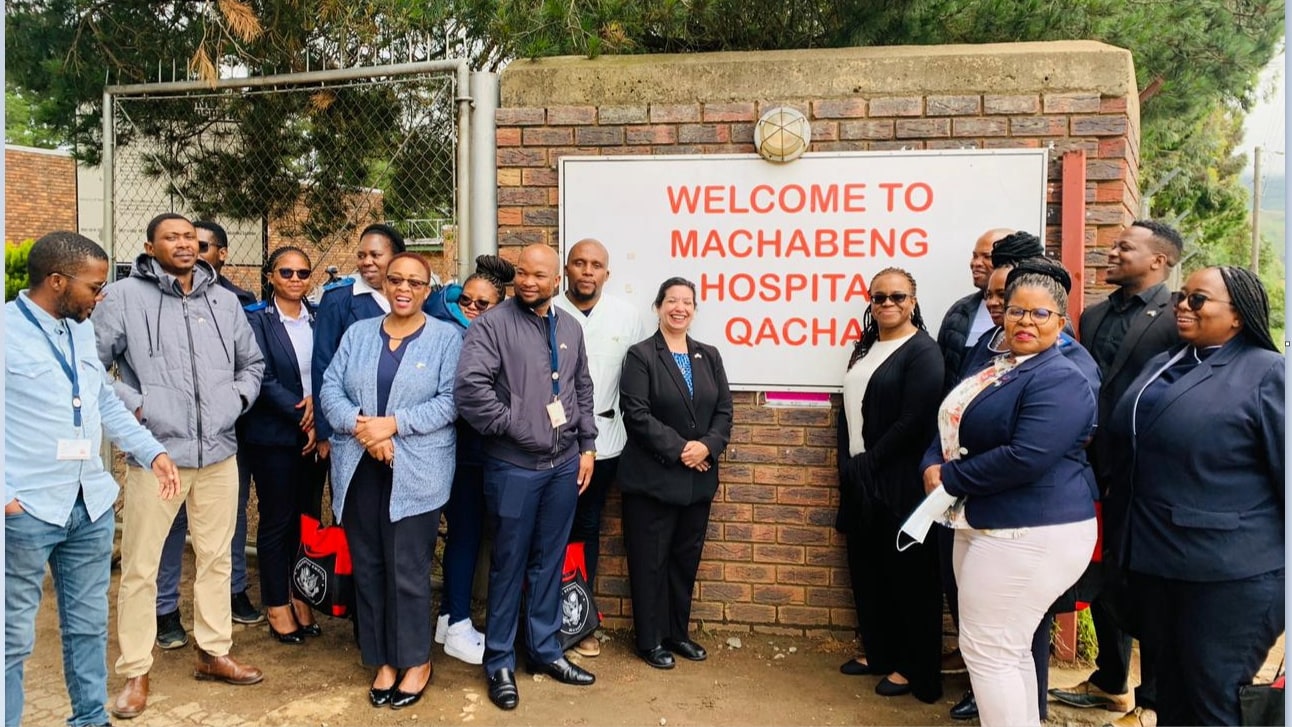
[6,240,34,301]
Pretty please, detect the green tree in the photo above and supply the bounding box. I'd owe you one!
[5,84,63,148]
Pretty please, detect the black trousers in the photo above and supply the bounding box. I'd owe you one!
[342,455,440,668]
[622,493,711,652]
[569,456,619,586]
[245,442,327,606]
[1131,569,1284,726]
[845,499,943,704]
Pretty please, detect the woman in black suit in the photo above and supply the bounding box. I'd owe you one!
[619,277,733,670]
[1107,266,1283,726]
[243,246,327,642]
[835,268,944,704]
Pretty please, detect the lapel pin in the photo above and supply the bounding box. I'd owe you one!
[559,343,568,350]
[694,352,702,359]
[1147,310,1158,317]
[416,362,426,369]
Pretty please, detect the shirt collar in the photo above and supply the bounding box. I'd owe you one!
[17,290,67,336]
[272,295,310,323]
[1110,281,1165,309]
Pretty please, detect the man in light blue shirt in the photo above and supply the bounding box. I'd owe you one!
[5,231,181,727]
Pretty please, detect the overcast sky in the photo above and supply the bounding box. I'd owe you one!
[1239,51,1285,165]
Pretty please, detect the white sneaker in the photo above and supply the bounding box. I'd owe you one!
[443,618,486,665]
[434,613,450,644]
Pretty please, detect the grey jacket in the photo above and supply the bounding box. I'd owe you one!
[93,254,264,468]
[454,298,596,470]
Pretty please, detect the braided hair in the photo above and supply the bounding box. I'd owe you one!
[464,254,516,302]
[1215,266,1279,352]
[990,231,1045,268]
[847,267,928,368]
[261,246,311,301]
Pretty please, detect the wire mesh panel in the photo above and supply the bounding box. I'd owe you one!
[109,69,458,297]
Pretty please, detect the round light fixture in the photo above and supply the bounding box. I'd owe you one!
[754,106,811,163]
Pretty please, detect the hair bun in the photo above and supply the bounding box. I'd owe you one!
[474,254,515,285]
[1006,257,1072,293]
[991,231,1045,268]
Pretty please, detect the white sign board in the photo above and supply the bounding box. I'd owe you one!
[560,150,1048,392]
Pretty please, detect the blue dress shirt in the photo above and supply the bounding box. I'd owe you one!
[5,291,166,525]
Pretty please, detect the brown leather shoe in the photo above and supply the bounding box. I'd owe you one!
[193,647,264,685]
[110,674,148,719]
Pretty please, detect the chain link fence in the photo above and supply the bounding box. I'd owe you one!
[107,65,461,298]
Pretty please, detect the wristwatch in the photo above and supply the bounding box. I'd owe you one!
[581,450,596,457]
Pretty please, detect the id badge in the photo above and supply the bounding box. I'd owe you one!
[57,439,92,461]
[545,400,567,428]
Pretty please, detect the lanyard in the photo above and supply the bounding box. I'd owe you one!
[547,307,560,399]
[16,297,82,428]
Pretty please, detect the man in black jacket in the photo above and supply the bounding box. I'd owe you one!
[1049,219,1183,727]
[935,227,1012,392]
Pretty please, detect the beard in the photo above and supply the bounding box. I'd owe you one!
[567,284,597,303]
[55,290,90,323]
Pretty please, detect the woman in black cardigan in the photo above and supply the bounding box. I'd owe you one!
[619,277,733,671]
[835,267,945,703]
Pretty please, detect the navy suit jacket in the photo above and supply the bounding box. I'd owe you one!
[243,299,315,447]
[920,344,1098,529]
[1104,339,1284,581]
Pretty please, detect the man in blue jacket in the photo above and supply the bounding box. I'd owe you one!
[455,244,598,711]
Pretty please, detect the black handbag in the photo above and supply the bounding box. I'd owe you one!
[1240,660,1285,727]
[557,541,601,650]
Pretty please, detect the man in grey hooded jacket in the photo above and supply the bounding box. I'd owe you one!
[93,213,266,720]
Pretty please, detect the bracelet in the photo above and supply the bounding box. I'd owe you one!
[581,450,596,457]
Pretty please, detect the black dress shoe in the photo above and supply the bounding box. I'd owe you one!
[368,686,394,707]
[875,676,913,697]
[839,658,875,675]
[268,623,305,644]
[636,646,676,670]
[299,623,322,637]
[662,638,707,662]
[526,657,595,685]
[949,689,978,720]
[488,669,519,710]
[390,686,425,710]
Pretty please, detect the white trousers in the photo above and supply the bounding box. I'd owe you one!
[954,519,1097,727]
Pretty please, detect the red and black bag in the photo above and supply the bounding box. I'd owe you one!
[557,541,601,650]
[292,514,354,618]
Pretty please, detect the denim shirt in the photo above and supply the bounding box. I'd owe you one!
[5,292,165,526]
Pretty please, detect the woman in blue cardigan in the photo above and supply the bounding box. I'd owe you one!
[920,262,1098,727]
[320,253,461,710]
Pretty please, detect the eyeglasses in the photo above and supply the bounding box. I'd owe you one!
[276,268,312,280]
[871,292,910,306]
[1004,305,1059,324]
[385,275,429,291]
[457,296,494,311]
[1175,290,1233,312]
[197,241,225,253]
[53,271,108,295]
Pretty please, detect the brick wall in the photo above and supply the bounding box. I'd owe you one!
[6,146,78,244]
[496,42,1139,635]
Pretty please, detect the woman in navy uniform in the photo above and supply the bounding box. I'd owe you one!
[242,246,327,643]
[312,223,406,457]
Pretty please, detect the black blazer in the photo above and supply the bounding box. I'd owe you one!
[1104,339,1284,581]
[619,331,733,506]
[243,298,315,447]
[1079,284,1179,490]
[834,331,944,529]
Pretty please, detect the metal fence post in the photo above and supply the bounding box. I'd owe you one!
[470,71,499,266]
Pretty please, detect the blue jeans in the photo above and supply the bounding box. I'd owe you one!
[157,452,250,612]
[5,495,115,727]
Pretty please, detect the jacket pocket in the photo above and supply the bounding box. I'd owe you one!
[7,358,52,380]
[1169,504,1241,531]
[504,391,546,451]
[140,384,190,440]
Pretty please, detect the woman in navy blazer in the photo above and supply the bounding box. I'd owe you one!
[242,246,327,642]
[920,263,1098,727]
[619,277,732,670]
[319,253,461,710]
[1105,266,1284,726]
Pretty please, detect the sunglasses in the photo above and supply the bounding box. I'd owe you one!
[276,268,312,280]
[385,275,429,291]
[871,292,911,306]
[1004,305,1059,324]
[1175,290,1233,312]
[457,296,494,312]
[197,241,225,253]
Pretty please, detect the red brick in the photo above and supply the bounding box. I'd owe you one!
[926,140,970,150]
[806,586,854,608]
[807,467,838,487]
[1086,204,1127,225]
[1071,115,1129,136]
[724,483,777,503]
[521,127,572,146]
[926,95,981,116]
[777,486,830,506]
[496,148,546,167]
[625,125,676,145]
[497,168,521,186]
[731,123,756,144]
[1100,97,1129,113]
[804,428,836,448]
[752,584,804,605]
[1009,116,1068,136]
[805,507,837,527]
[753,544,805,564]
[983,94,1040,114]
[722,463,755,483]
[704,102,757,122]
[497,228,546,247]
[495,107,545,125]
[521,167,558,186]
[812,98,867,119]
[710,502,752,521]
[703,541,752,561]
[726,445,780,463]
[547,105,597,125]
[806,545,846,567]
[497,187,546,206]
[1094,180,1126,203]
[1043,93,1101,113]
[522,207,558,226]
[838,120,893,140]
[752,505,806,524]
[829,608,858,628]
[810,120,839,142]
[952,117,1009,137]
[780,447,829,466]
[676,124,729,144]
[598,575,631,597]
[871,140,923,151]
[650,104,702,123]
[867,96,923,116]
[778,605,830,626]
[496,127,521,147]
[778,408,833,426]
[983,138,1042,149]
[1086,159,1127,181]
[702,581,750,602]
[778,525,829,545]
[751,427,804,446]
[724,523,777,543]
[726,603,777,623]
[575,127,625,146]
[691,601,724,621]
[725,563,777,583]
[496,208,522,226]
[776,565,830,586]
[1097,137,1131,159]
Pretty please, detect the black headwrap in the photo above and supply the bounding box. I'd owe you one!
[991,231,1046,268]
[1005,257,1072,293]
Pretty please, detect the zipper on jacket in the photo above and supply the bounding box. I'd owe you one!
[183,296,205,468]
